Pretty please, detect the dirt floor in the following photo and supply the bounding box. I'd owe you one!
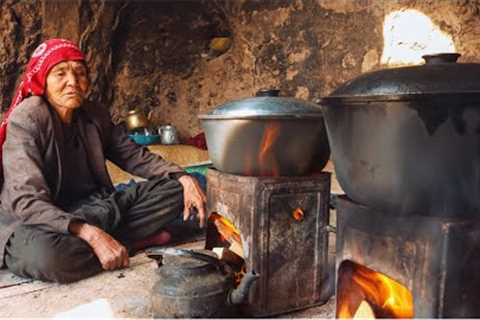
[0,238,336,318]
[0,241,204,318]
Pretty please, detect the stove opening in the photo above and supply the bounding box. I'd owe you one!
[206,212,246,285]
[336,260,413,319]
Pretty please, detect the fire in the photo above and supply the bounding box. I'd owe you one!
[234,265,247,286]
[337,260,413,319]
[208,213,247,287]
[292,207,304,221]
[208,213,243,255]
[381,9,456,66]
[209,213,241,243]
[258,122,281,176]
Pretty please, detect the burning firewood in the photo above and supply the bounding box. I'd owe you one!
[353,301,375,319]
[212,246,244,264]
[213,218,242,244]
[212,247,225,259]
[209,213,244,258]
[228,239,244,258]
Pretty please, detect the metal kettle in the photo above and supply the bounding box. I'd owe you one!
[158,124,179,145]
[125,108,149,132]
[146,247,259,318]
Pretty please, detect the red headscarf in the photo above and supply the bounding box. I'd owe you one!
[0,38,85,175]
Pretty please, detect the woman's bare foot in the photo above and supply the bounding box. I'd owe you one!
[132,230,171,252]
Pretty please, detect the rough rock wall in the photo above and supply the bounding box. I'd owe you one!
[42,0,129,111]
[0,0,42,111]
[2,0,480,140]
[109,1,232,131]
[109,0,480,140]
[109,0,382,139]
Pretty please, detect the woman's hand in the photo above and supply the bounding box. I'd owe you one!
[178,175,207,227]
[69,222,129,270]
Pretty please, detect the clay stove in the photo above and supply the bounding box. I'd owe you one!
[335,195,480,318]
[205,168,332,317]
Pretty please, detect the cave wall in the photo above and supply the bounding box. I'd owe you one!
[0,0,42,111]
[1,0,480,140]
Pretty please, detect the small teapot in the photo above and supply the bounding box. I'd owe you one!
[125,108,149,132]
[146,247,259,318]
[158,124,179,145]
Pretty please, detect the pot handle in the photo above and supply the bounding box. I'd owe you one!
[324,224,336,233]
[322,193,338,234]
[145,247,223,267]
[422,53,460,64]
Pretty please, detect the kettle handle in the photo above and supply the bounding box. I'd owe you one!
[145,247,223,268]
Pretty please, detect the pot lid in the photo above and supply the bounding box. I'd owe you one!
[198,96,323,120]
[161,253,213,270]
[324,53,480,102]
[155,248,221,273]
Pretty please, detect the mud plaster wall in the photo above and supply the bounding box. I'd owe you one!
[1,0,480,140]
[0,1,42,112]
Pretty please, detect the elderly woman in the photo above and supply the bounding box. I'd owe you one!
[0,39,206,283]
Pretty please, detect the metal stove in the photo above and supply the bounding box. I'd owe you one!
[205,168,332,317]
[336,195,480,318]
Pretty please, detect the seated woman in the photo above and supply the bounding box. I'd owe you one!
[0,39,206,283]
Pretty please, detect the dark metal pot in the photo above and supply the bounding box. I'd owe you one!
[321,53,480,217]
[198,90,330,176]
[146,248,259,318]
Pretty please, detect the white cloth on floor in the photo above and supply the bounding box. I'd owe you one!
[53,298,114,319]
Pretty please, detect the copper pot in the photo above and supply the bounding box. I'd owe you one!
[125,108,149,131]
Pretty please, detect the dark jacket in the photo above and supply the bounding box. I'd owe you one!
[0,96,184,267]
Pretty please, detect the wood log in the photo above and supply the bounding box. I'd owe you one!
[212,247,225,259]
[229,239,244,258]
[212,246,244,265]
[353,300,375,319]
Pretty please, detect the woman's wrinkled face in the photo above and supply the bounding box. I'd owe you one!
[45,60,89,110]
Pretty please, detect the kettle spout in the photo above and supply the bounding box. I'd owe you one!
[228,271,260,305]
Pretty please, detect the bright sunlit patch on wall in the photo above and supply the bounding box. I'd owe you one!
[381,9,456,66]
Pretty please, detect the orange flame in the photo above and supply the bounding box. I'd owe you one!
[208,213,242,246]
[208,213,246,287]
[337,261,413,319]
[258,122,281,176]
[234,265,247,286]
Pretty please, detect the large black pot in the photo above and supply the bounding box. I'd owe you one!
[321,53,480,217]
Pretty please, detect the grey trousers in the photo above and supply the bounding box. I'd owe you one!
[4,176,183,283]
